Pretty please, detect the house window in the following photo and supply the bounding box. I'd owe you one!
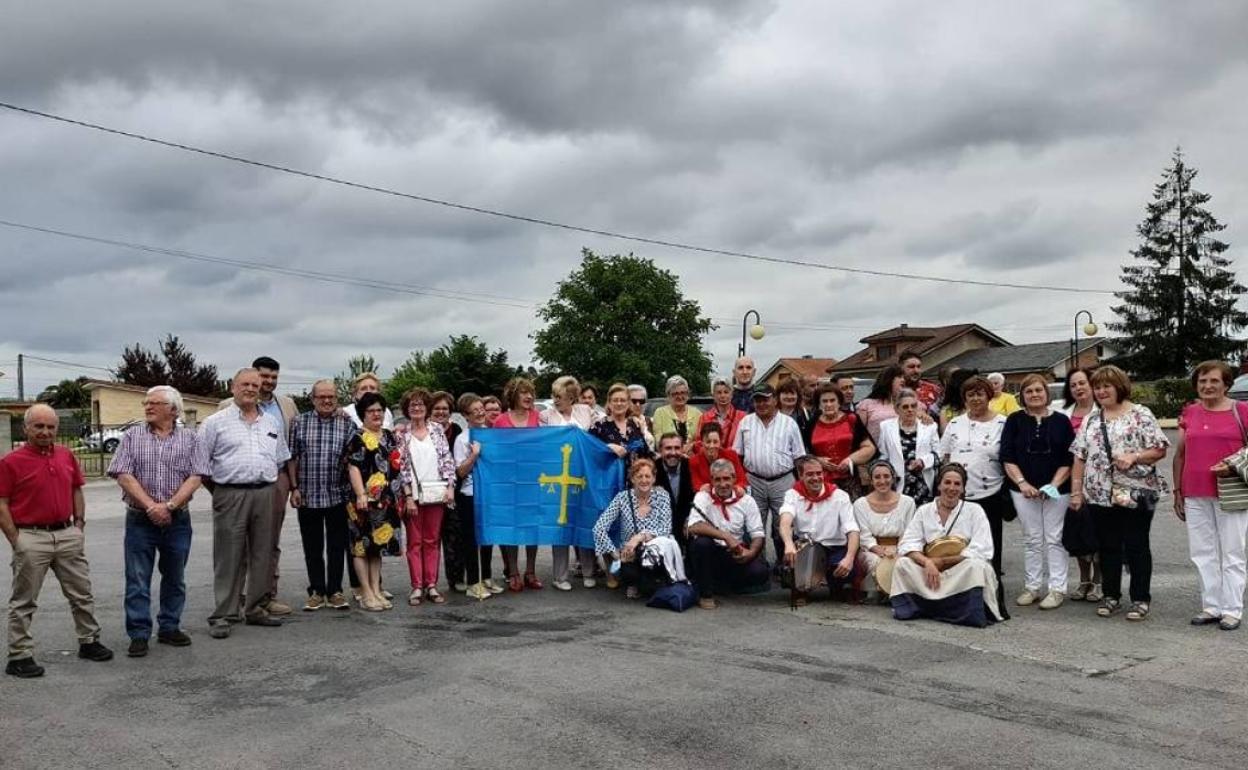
[876,344,895,359]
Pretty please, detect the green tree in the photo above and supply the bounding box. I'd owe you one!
[37,377,90,409]
[532,249,715,393]
[383,351,434,404]
[335,354,381,404]
[1110,149,1247,378]
[115,334,227,397]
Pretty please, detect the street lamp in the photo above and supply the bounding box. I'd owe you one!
[739,310,764,358]
[1071,310,1098,371]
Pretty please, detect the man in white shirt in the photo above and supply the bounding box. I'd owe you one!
[687,459,771,609]
[733,384,804,566]
[779,456,860,604]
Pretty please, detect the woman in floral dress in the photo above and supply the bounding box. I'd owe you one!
[344,392,404,612]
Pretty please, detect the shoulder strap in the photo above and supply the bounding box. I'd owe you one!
[1096,412,1115,485]
[1232,402,1248,446]
[943,501,965,537]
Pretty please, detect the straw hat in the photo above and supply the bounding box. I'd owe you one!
[874,557,896,595]
[923,535,968,559]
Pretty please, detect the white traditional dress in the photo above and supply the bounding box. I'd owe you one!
[853,494,917,577]
[890,499,1004,627]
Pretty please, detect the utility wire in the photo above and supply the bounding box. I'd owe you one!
[0,101,1116,296]
[1,217,1084,336]
[0,219,534,310]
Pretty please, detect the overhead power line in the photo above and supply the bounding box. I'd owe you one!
[0,217,1086,336]
[0,101,1115,296]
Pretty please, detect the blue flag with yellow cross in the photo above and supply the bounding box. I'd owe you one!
[473,426,625,547]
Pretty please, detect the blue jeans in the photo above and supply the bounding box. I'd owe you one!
[124,508,193,639]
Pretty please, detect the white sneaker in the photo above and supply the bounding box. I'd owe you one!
[485,579,505,595]
[1015,589,1040,607]
[452,582,468,593]
[553,580,573,592]
[1039,591,1065,610]
[466,582,492,600]
[582,577,597,589]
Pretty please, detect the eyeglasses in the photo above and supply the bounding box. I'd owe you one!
[630,399,645,404]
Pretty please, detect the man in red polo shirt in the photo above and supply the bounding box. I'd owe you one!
[0,404,113,678]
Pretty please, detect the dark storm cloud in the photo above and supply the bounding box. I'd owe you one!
[1,1,1246,397]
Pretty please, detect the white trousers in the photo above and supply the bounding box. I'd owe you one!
[1010,491,1070,593]
[1185,497,1248,620]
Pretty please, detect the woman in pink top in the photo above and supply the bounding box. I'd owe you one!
[492,377,542,592]
[856,365,904,444]
[1174,360,1248,630]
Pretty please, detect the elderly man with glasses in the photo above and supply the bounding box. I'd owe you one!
[107,386,204,658]
[287,380,356,612]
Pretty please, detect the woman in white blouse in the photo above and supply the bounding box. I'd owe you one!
[876,388,940,505]
[890,463,1005,627]
[853,460,917,600]
[939,375,1009,595]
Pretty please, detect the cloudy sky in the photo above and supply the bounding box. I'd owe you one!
[2,1,1246,397]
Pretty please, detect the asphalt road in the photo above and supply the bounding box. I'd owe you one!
[2,467,1246,769]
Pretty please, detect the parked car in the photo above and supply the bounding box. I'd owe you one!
[84,421,139,453]
[1230,374,1248,402]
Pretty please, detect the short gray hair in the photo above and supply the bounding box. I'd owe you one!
[987,372,1005,386]
[893,387,918,407]
[146,385,184,416]
[627,383,648,400]
[709,458,736,477]
[664,375,689,395]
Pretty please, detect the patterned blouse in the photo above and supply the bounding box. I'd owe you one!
[589,417,654,475]
[939,413,1007,500]
[592,487,673,555]
[1070,403,1170,507]
[398,422,456,490]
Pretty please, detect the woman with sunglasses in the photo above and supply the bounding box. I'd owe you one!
[1000,374,1075,610]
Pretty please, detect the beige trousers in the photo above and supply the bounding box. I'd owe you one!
[8,526,101,660]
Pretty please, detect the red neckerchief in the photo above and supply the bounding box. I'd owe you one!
[712,489,744,522]
[791,480,836,512]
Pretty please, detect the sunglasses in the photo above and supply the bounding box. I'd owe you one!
[630,398,646,404]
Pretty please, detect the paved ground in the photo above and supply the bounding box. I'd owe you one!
[3,466,1247,769]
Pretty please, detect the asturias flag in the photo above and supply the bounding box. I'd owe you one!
[474,426,625,548]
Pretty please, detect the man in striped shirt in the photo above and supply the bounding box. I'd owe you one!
[733,384,805,567]
[107,386,204,658]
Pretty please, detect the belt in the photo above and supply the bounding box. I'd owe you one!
[217,481,272,489]
[17,520,74,531]
[748,469,793,482]
[126,507,189,516]
[876,536,900,546]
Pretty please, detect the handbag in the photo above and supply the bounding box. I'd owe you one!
[413,477,448,506]
[1097,412,1159,512]
[646,581,698,612]
[1062,505,1098,556]
[1216,402,1248,512]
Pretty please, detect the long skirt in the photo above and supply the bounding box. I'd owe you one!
[890,557,1003,628]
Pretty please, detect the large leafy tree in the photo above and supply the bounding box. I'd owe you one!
[1110,149,1247,378]
[383,336,518,403]
[37,377,90,409]
[115,334,227,397]
[532,249,715,394]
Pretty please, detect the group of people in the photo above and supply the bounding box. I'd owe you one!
[3,350,1244,679]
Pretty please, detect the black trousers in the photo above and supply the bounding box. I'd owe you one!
[1090,503,1154,603]
[688,535,770,599]
[297,504,349,597]
[456,492,493,584]
[441,501,465,587]
[969,490,1012,619]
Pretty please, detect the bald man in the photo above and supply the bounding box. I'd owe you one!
[731,356,757,414]
[1,405,112,678]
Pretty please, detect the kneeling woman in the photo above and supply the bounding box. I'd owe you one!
[890,463,1005,627]
[779,455,860,606]
[592,458,674,599]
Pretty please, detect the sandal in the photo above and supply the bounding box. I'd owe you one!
[1096,598,1121,617]
[625,586,640,600]
[426,587,446,605]
[507,574,524,593]
[1085,584,1103,603]
[362,598,386,612]
[1125,602,1150,621]
[523,573,544,590]
[408,588,423,606]
[1071,581,1093,601]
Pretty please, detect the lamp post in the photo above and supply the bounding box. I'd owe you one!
[1070,311,1098,372]
[739,310,764,358]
